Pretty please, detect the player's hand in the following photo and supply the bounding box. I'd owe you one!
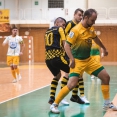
[69,59,75,68]
[19,52,23,55]
[101,53,104,58]
[103,49,108,56]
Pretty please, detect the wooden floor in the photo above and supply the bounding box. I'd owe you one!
[0,63,117,117]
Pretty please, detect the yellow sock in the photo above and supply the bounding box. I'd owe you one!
[14,68,20,75]
[11,70,16,79]
[55,86,70,105]
[101,85,110,100]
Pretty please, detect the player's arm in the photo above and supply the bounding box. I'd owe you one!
[64,42,75,68]
[93,36,108,56]
[64,30,77,68]
[2,37,8,46]
[19,39,25,55]
[59,27,66,46]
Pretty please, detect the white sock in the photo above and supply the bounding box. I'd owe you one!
[104,99,110,104]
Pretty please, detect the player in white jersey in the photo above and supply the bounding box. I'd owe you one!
[2,27,25,83]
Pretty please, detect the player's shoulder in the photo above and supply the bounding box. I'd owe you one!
[5,35,12,39]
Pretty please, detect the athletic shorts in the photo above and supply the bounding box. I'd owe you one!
[7,56,19,66]
[91,55,101,63]
[69,56,104,77]
[46,56,70,76]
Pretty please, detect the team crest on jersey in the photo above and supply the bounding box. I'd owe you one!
[10,42,17,49]
[69,32,74,38]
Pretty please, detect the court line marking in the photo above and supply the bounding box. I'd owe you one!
[0,84,50,105]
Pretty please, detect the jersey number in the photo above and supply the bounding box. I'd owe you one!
[45,32,53,46]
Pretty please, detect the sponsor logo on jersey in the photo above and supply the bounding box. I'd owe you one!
[69,32,74,38]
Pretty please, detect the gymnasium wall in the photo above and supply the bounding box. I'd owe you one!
[0,26,117,63]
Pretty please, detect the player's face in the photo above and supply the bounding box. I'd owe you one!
[86,13,97,27]
[58,20,66,29]
[12,29,18,36]
[74,11,83,23]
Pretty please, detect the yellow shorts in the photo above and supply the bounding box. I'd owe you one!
[69,57,104,77]
[7,56,19,66]
[91,55,100,63]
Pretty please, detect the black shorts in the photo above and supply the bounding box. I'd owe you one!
[46,57,70,76]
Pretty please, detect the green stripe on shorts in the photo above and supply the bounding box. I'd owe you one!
[92,66,104,77]
[69,73,80,78]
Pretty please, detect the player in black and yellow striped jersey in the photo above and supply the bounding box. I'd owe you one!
[60,8,90,104]
[45,17,70,105]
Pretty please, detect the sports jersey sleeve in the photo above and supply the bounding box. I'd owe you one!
[19,36,23,44]
[66,28,78,45]
[91,27,97,38]
[59,27,66,41]
[65,22,71,35]
[3,36,9,44]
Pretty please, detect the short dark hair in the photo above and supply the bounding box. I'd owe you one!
[83,9,97,19]
[74,8,84,15]
[54,17,66,24]
[11,27,18,30]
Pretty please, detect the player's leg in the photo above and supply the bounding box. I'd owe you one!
[50,58,86,113]
[13,56,21,81]
[46,58,61,104]
[79,77,90,104]
[70,80,85,104]
[86,57,117,111]
[57,56,70,105]
[7,56,17,83]
[50,76,79,114]
[96,69,117,111]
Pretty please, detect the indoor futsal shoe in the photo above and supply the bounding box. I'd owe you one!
[50,103,60,114]
[60,98,69,105]
[48,97,55,104]
[103,102,117,111]
[70,95,85,104]
[12,78,17,83]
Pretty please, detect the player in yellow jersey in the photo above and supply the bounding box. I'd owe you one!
[2,27,25,83]
[50,9,117,114]
[62,8,89,104]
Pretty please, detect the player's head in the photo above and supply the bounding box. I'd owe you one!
[74,8,84,23]
[83,9,97,27]
[54,17,66,29]
[11,27,18,36]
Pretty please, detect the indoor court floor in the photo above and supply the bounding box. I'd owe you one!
[0,63,117,117]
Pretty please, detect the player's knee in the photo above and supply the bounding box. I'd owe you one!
[56,72,61,80]
[67,79,78,90]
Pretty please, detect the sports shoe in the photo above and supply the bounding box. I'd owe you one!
[50,103,60,114]
[12,79,17,83]
[70,95,85,104]
[17,74,22,81]
[80,96,90,104]
[60,98,69,105]
[103,102,117,111]
[48,98,55,104]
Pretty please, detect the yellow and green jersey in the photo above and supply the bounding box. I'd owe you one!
[90,40,100,56]
[45,26,65,60]
[66,22,97,60]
